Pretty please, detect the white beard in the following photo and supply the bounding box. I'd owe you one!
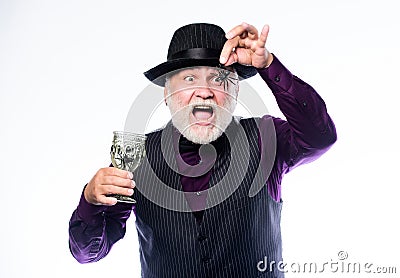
[166,92,237,144]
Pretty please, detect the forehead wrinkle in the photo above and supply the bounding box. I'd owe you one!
[170,66,235,77]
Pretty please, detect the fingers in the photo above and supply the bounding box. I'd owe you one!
[224,53,238,67]
[220,36,239,64]
[93,184,134,206]
[84,167,136,206]
[220,22,268,66]
[103,184,134,197]
[96,195,118,206]
[220,22,252,64]
[237,23,267,51]
[225,23,243,39]
[225,22,258,40]
[257,24,270,49]
[242,22,259,40]
[102,167,133,179]
[102,175,135,189]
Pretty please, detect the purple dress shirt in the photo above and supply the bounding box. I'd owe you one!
[68,54,336,263]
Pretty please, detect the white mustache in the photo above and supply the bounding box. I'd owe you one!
[188,100,218,111]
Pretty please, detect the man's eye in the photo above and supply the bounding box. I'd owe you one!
[184,76,194,82]
[213,76,222,82]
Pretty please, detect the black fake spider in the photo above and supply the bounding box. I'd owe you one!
[210,65,239,91]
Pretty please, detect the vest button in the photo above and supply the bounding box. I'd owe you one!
[201,256,211,264]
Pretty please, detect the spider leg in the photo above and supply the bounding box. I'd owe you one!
[227,78,235,85]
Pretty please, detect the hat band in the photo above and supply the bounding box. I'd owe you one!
[170,48,220,60]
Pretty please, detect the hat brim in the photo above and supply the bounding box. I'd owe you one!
[144,58,257,87]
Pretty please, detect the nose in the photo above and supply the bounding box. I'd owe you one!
[194,87,214,99]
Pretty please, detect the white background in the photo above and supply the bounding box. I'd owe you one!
[1,0,399,277]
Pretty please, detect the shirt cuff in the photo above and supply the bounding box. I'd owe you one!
[76,186,106,226]
[256,54,294,93]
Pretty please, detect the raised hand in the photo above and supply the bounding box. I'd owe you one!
[219,22,273,69]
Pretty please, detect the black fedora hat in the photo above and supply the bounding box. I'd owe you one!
[143,23,258,87]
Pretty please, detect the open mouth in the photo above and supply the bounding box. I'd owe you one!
[192,105,214,121]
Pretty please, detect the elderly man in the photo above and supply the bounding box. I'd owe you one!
[69,22,336,277]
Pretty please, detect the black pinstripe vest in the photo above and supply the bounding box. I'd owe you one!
[133,118,284,278]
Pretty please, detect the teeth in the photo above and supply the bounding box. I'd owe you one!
[194,105,212,109]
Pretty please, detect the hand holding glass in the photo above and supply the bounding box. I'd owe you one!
[110,131,146,203]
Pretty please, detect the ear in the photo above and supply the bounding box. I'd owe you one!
[163,87,168,106]
[235,83,239,100]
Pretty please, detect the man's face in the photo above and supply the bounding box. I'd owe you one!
[164,66,239,144]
